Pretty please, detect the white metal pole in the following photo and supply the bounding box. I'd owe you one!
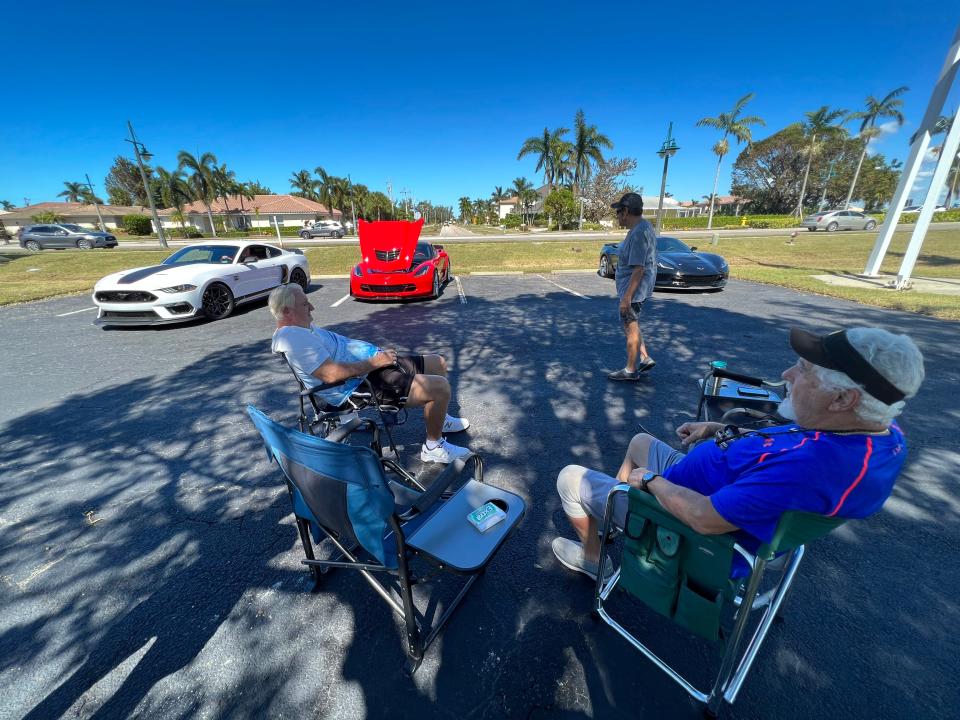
[273,214,284,247]
[895,101,960,288]
[863,23,960,277]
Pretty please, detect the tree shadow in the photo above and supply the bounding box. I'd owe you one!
[1,278,957,717]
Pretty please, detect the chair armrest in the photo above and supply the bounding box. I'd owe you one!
[324,417,377,442]
[409,452,479,515]
[623,487,737,550]
[301,379,349,398]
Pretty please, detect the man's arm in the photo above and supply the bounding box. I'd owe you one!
[311,348,397,385]
[627,468,738,535]
[620,265,645,310]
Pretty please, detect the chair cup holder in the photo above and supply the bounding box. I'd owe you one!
[487,498,508,512]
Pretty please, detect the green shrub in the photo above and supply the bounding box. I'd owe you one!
[503,213,524,229]
[122,214,154,235]
[581,222,606,231]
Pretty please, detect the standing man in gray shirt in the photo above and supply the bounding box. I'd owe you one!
[609,192,657,381]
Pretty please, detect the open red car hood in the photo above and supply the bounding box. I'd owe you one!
[358,218,425,272]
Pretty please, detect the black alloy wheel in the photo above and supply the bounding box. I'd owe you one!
[431,271,441,299]
[300,230,311,239]
[202,282,235,320]
[333,231,343,239]
[25,240,41,251]
[77,238,93,249]
[290,267,309,290]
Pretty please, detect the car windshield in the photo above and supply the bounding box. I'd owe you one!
[60,224,87,232]
[657,237,691,253]
[413,242,435,263]
[162,245,239,265]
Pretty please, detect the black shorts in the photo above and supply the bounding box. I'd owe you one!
[366,354,424,406]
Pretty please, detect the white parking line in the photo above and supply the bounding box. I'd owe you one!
[536,274,590,299]
[331,294,351,308]
[56,307,97,317]
[454,276,467,304]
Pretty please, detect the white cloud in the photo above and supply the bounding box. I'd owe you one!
[866,120,902,155]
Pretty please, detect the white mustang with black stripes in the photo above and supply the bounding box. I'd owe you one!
[92,241,311,326]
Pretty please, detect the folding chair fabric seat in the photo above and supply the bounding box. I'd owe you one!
[246,405,525,672]
[596,485,846,714]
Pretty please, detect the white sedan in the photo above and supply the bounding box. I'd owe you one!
[93,241,311,326]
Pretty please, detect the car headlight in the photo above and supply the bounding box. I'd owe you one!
[353,265,363,277]
[413,264,431,277]
[157,284,197,293]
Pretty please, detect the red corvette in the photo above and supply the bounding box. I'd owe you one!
[349,218,452,300]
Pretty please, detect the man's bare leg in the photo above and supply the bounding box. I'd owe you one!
[404,374,450,442]
[623,320,650,372]
[616,432,654,482]
[421,354,448,377]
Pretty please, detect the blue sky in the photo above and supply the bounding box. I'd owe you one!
[2,1,957,209]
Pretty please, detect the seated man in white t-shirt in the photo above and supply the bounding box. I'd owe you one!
[269,284,471,464]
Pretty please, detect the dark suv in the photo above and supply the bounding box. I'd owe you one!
[19,223,118,251]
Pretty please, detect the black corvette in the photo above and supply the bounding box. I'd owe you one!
[598,236,728,290]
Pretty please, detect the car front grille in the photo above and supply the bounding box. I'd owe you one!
[375,249,401,262]
[99,310,160,319]
[95,291,158,302]
[361,284,416,293]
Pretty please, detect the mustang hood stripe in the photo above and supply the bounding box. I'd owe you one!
[118,265,171,284]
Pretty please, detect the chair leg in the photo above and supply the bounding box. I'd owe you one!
[395,547,424,671]
[294,517,323,590]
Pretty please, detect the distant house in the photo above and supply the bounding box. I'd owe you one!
[690,195,751,216]
[498,189,685,221]
[0,201,154,234]
[158,194,341,233]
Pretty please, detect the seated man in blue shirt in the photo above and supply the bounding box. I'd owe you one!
[553,326,925,581]
[270,284,471,464]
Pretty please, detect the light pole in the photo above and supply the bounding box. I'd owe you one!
[84,173,106,232]
[124,120,167,248]
[655,122,680,235]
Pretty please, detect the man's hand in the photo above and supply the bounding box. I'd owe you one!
[675,421,724,447]
[371,348,398,369]
[626,467,649,489]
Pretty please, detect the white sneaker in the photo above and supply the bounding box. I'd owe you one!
[442,414,470,433]
[420,438,472,464]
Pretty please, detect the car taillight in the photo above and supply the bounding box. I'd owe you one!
[816,216,823,221]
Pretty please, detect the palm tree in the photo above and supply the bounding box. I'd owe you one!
[314,166,334,217]
[352,183,370,218]
[844,86,908,209]
[472,198,489,225]
[178,151,219,237]
[233,180,255,229]
[696,93,765,229]
[155,167,192,236]
[511,177,533,224]
[795,106,848,217]
[77,187,104,205]
[212,163,237,223]
[289,169,317,200]
[518,127,570,189]
[458,196,472,223]
[0,200,14,210]
[367,191,392,220]
[328,176,351,225]
[58,181,85,203]
[571,109,613,197]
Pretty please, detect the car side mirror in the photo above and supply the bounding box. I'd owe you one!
[689,246,698,252]
[434,244,444,250]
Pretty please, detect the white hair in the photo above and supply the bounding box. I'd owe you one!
[268,283,302,320]
[813,327,924,426]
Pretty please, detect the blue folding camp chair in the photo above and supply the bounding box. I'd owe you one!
[247,405,525,673]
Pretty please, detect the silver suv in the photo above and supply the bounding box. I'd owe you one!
[20,223,118,250]
[299,221,345,239]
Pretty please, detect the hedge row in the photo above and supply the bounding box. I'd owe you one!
[656,209,960,231]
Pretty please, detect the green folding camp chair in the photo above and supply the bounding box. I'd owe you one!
[594,484,846,717]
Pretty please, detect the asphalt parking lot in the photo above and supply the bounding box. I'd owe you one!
[1,273,957,719]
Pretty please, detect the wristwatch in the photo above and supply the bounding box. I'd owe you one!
[640,471,659,493]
